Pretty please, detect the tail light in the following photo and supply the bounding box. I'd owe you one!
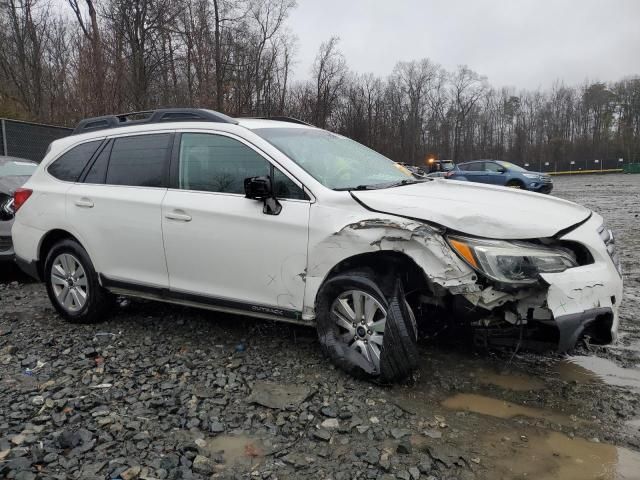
[445,171,455,178]
[13,188,33,213]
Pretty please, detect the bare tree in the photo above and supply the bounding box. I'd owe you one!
[312,36,347,128]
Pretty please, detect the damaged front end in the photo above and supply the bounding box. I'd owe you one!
[308,202,622,367]
[446,213,622,352]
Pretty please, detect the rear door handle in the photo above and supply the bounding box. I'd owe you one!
[74,198,94,208]
[165,211,192,222]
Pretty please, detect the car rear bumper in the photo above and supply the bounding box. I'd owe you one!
[15,254,40,280]
[0,235,14,261]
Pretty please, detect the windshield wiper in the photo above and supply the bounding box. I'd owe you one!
[333,184,378,191]
[380,178,429,188]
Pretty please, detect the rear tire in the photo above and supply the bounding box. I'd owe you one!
[44,239,113,323]
[316,269,418,382]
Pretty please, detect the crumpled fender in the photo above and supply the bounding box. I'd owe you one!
[302,204,478,320]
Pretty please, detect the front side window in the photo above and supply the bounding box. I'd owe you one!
[253,128,413,190]
[106,134,171,187]
[483,162,503,172]
[48,140,103,182]
[179,133,306,199]
[498,161,527,172]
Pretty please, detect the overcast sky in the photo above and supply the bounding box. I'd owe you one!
[287,0,640,90]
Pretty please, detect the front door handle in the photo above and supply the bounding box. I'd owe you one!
[74,198,94,208]
[165,211,192,222]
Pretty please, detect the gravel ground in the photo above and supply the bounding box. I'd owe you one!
[1,173,640,480]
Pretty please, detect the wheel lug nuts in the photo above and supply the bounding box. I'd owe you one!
[352,323,357,328]
[367,330,372,335]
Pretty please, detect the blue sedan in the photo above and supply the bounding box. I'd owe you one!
[446,160,553,194]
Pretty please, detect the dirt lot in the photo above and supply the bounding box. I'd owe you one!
[1,173,640,480]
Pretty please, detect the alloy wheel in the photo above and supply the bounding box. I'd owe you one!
[330,289,387,374]
[50,253,88,312]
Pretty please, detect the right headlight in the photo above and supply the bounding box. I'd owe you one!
[447,235,577,285]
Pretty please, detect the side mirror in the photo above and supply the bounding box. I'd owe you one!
[244,176,282,215]
[244,176,272,199]
[497,167,506,173]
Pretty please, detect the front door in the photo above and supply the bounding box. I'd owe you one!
[161,132,310,319]
[481,161,507,185]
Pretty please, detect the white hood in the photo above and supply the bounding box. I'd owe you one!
[351,179,591,239]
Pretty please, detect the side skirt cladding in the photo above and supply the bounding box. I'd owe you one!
[98,274,308,325]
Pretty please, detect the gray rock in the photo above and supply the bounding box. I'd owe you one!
[192,455,214,475]
[120,465,141,480]
[313,429,331,441]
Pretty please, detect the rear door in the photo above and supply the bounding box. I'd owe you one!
[66,132,172,288]
[161,131,310,318]
[459,162,486,182]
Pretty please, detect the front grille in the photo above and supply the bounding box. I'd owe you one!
[0,236,12,252]
[541,175,552,183]
[598,224,621,274]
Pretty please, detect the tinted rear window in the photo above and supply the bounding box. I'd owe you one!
[48,140,103,182]
[106,134,171,187]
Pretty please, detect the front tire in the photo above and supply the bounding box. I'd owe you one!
[44,239,113,323]
[316,270,418,382]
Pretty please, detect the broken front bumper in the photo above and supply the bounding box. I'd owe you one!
[540,213,622,349]
[462,213,622,351]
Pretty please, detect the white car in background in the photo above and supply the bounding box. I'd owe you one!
[11,109,623,382]
[0,156,38,262]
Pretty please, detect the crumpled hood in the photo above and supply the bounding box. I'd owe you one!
[352,179,591,239]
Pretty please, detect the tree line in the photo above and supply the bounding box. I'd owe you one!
[1,0,639,171]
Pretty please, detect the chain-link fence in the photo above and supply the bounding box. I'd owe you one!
[0,118,72,163]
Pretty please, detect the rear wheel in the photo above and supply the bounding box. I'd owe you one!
[316,269,418,382]
[44,239,113,323]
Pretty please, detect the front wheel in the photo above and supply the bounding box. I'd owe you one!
[44,239,113,323]
[315,270,418,382]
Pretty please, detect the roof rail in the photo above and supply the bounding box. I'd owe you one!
[248,116,314,126]
[72,108,238,135]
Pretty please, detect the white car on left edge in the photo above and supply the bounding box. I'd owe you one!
[11,109,623,383]
[0,156,38,262]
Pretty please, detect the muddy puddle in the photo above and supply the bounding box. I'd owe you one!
[201,434,265,469]
[442,393,584,427]
[483,430,640,480]
[556,356,640,391]
[473,367,546,391]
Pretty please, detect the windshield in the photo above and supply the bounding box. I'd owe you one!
[497,161,527,172]
[0,161,37,177]
[254,128,413,190]
[441,161,455,171]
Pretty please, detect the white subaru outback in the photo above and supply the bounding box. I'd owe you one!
[12,109,623,382]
